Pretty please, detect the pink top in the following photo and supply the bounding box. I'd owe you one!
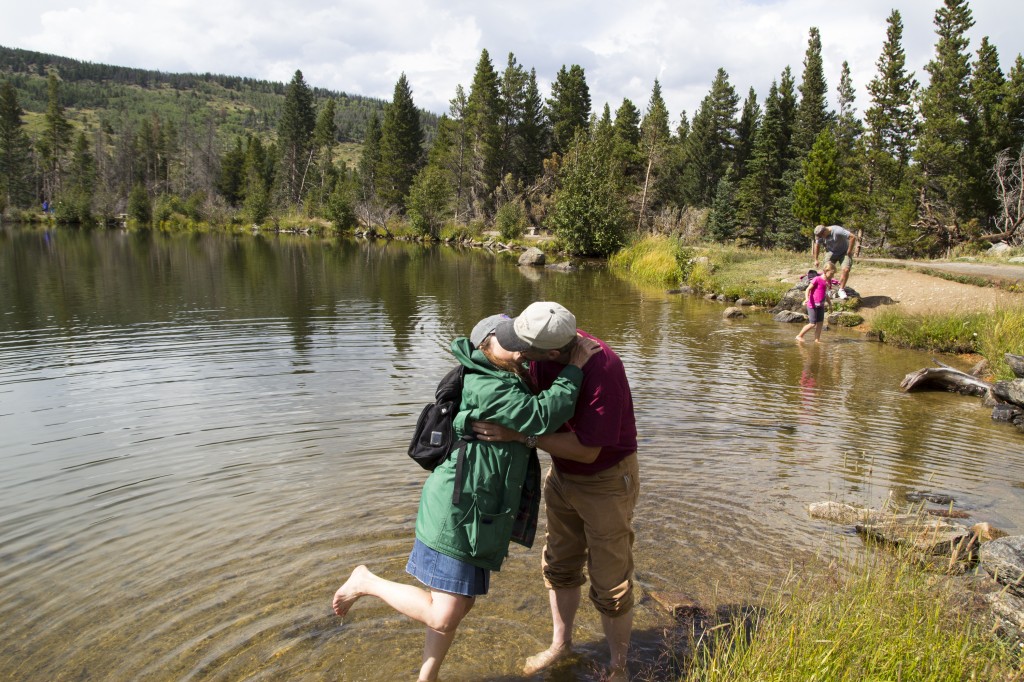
[806,275,829,307]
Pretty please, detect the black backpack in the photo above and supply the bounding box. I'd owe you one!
[408,365,471,503]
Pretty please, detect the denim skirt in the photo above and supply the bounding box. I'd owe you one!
[406,539,490,596]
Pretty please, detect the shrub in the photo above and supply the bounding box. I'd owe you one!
[609,235,680,287]
[495,200,528,241]
[127,184,152,224]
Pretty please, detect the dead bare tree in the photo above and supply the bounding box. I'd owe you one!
[988,146,1024,245]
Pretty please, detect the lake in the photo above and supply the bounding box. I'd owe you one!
[1,225,1021,680]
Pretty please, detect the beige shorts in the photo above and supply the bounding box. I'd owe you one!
[540,453,640,617]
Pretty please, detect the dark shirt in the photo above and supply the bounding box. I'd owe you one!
[531,330,638,475]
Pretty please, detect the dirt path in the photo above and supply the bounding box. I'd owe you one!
[842,264,1023,321]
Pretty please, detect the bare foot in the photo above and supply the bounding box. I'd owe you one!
[332,565,370,618]
[523,643,572,675]
[814,339,822,344]
[795,336,805,342]
[608,663,631,682]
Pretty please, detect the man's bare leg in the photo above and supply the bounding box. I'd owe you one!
[523,586,580,674]
[601,608,633,681]
[840,266,851,290]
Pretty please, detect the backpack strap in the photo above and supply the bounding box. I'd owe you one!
[451,439,468,505]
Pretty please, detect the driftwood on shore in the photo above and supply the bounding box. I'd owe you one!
[901,355,1024,433]
[899,364,993,397]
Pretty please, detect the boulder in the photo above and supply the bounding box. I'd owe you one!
[545,262,576,272]
[518,247,546,266]
[992,403,1024,422]
[723,307,746,319]
[980,536,1024,596]
[808,501,890,525]
[989,241,1013,254]
[774,310,808,324]
[827,311,864,327]
[735,298,753,306]
[983,590,1024,645]
[1006,354,1024,379]
[856,516,976,558]
[992,378,1024,407]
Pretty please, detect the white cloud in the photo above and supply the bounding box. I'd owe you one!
[2,0,1023,127]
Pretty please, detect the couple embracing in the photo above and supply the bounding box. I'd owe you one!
[332,301,640,681]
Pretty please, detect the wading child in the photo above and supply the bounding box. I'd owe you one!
[796,263,835,343]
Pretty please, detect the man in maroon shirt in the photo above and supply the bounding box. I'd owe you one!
[474,301,639,681]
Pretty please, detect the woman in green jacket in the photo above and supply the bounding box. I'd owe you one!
[332,314,598,682]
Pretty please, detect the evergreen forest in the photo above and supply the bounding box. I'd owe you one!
[1,0,1022,258]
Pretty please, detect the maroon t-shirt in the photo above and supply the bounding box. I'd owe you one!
[530,330,637,475]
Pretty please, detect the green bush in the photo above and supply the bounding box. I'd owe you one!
[495,200,528,241]
[609,235,681,287]
[127,184,152,224]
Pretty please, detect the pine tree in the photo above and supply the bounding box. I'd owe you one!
[57,131,96,224]
[432,87,473,222]
[613,98,642,177]
[218,137,246,207]
[358,114,382,202]
[637,79,672,227]
[38,72,73,204]
[376,74,423,211]
[793,128,845,226]
[465,50,502,218]
[971,37,1008,221]
[277,69,316,206]
[1003,56,1024,154]
[547,65,591,155]
[793,27,831,157]
[736,68,797,247]
[519,69,548,186]
[916,0,980,242]
[733,88,761,184]
[497,53,527,184]
[0,80,33,209]
[679,68,739,208]
[707,169,738,241]
[863,9,920,250]
[309,98,339,214]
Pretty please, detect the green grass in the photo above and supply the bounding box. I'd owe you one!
[870,307,1024,378]
[679,549,1019,682]
[610,236,803,304]
[609,234,682,287]
[871,309,987,355]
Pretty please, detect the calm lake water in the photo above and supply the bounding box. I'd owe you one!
[1,225,1022,681]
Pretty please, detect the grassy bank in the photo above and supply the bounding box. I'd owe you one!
[676,548,1019,681]
[611,236,1024,379]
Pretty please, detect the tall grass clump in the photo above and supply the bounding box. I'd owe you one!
[682,551,1018,682]
[871,309,986,354]
[977,307,1024,379]
[609,235,681,287]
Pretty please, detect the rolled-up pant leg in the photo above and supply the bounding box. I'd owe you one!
[541,453,640,617]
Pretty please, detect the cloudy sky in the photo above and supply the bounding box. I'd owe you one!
[2,1,1022,124]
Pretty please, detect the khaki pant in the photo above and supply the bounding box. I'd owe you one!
[540,453,639,617]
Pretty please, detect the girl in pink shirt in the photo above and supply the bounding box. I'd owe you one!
[796,262,835,343]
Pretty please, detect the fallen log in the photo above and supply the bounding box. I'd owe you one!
[899,365,994,398]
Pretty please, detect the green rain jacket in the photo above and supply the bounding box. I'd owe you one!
[414,337,584,571]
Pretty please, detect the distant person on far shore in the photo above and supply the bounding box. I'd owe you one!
[796,263,835,343]
[812,224,857,299]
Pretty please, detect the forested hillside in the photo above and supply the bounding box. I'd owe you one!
[1,0,1022,259]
